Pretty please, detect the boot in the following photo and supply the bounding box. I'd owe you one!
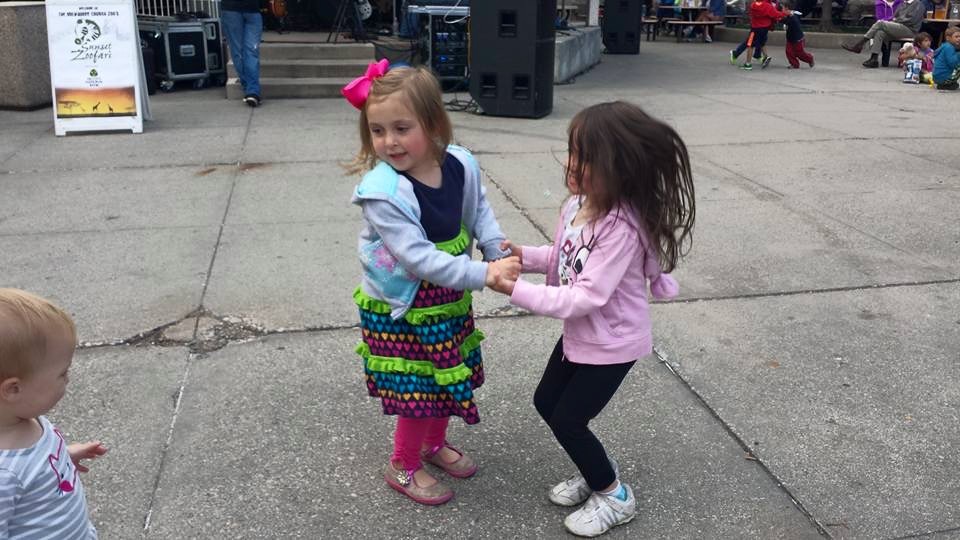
[841,37,867,54]
[862,54,879,68]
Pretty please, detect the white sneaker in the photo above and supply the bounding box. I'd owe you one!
[563,485,637,538]
[548,458,619,507]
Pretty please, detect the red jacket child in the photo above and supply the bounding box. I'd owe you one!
[749,0,791,28]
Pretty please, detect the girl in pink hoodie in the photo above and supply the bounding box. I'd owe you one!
[492,101,696,537]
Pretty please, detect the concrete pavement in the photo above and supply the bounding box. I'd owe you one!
[2,40,959,539]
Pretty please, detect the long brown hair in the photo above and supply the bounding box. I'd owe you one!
[344,66,452,176]
[566,101,695,272]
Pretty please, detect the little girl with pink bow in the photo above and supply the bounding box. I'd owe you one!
[342,60,520,506]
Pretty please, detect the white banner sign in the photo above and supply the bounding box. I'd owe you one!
[46,0,145,135]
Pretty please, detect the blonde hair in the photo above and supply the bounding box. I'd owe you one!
[946,27,960,39]
[0,289,76,379]
[344,66,453,176]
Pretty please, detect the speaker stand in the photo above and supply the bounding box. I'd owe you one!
[327,0,369,43]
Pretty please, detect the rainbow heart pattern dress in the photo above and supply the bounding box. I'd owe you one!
[354,228,484,424]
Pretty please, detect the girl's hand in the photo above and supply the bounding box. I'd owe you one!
[486,256,521,288]
[68,441,108,473]
[490,277,517,296]
[500,240,522,263]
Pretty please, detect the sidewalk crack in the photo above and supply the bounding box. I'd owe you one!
[654,347,834,538]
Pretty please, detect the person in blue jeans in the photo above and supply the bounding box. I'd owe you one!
[221,0,263,107]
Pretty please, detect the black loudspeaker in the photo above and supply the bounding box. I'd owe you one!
[602,0,642,54]
[469,0,556,118]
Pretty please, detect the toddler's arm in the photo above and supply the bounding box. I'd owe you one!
[68,441,108,473]
[363,200,489,291]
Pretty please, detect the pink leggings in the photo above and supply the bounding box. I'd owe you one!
[392,416,450,470]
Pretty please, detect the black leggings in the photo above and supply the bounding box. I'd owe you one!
[533,337,636,491]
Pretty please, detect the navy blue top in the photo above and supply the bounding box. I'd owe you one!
[783,13,804,42]
[402,153,465,243]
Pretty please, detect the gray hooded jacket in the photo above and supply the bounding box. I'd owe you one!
[351,145,510,320]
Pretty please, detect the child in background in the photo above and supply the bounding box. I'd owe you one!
[343,61,520,505]
[0,288,107,539]
[933,26,960,90]
[900,42,924,82]
[784,10,815,68]
[730,0,794,70]
[492,102,696,537]
[915,32,936,83]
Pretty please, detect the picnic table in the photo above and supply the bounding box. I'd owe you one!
[657,2,709,21]
[666,19,723,40]
[657,1,720,41]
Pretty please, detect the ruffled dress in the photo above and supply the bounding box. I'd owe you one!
[354,226,484,424]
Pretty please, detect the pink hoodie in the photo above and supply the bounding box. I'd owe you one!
[510,197,678,365]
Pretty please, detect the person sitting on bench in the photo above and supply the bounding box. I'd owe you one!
[683,0,727,42]
[841,0,925,68]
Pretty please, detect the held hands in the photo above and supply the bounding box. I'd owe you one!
[485,256,521,295]
[68,441,108,473]
[500,239,523,264]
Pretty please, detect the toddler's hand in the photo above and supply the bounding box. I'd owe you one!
[490,276,517,296]
[500,240,523,263]
[68,441,108,473]
[485,256,521,288]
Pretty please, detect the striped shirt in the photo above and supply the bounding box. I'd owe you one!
[0,416,97,539]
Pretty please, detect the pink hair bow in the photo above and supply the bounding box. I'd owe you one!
[341,59,390,110]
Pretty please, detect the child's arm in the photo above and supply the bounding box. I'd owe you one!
[759,2,791,20]
[510,224,640,319]
[471,181,510,262]
[363,200,491,291]
[501,239,553,274]
[68,441,108,473]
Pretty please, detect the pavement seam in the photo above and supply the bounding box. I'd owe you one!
[479,166,553,242]
[0,127,49,171]
[694,154,952,273]
[71,278,960,351]
[139,357,192,538]
[785,199,950,272]
[663,278,960,305]
[653,347,834,538]
[889,525,960,539]
[0,157,346,176]
[196,164,242,311]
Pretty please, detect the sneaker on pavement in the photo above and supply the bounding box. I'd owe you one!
[740,63,753,70]
[704,33,713,43]
[729,50,738,65]
[808,56,815,68]
[548,458,619,507]
[563,484,637,538]
[761,55,772,69]
[243,94,261,107]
